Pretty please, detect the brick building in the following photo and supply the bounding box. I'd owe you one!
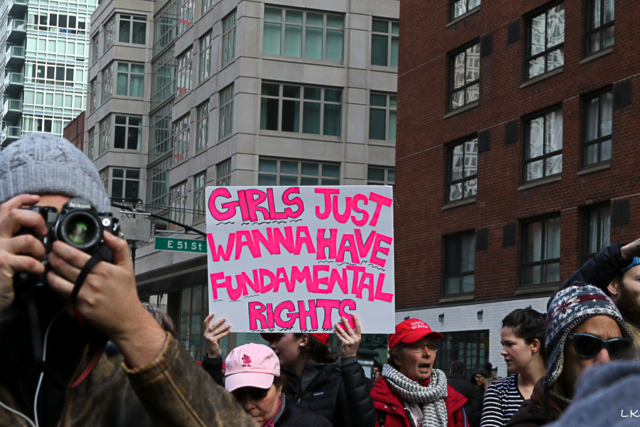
[394,0,638,376]
[63,112,85,151]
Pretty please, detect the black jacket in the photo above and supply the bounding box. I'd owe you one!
[551,242,627,308]
[276,394,333,427]
[201,355,376,427]
[447,372,482,424]
[283,356,376,427]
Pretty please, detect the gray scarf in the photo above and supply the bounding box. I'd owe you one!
[382,364,448,427]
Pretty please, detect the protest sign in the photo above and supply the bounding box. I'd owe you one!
[206,186,395,333]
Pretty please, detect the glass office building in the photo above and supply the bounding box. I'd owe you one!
[1,0,97,146]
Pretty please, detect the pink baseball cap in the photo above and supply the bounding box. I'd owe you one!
[224,343,280,393]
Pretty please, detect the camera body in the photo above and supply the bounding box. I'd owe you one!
[15,198,124,293]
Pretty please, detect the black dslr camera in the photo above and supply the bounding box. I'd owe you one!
[15,198,124,293]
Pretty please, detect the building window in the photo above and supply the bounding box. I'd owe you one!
[522,216,561,287]
[586,0,614,55]
[202,0,214,14]
[218,85,234,140]
[98,116,111,155]
[149,105,173,162]
[170,181,187,228]
[178,0,194,34]
[173,115,190,163]
[443,232,475,295]
[451,0,481,20]
[199,32,212,82]
[371,20,398,67]
[100,169,109,192]
[258,158,340,185]
[176,48,192,99]
[147,157,172,209]
[367,167,395,185]
[583,89,613,167]
[26,63,81,87]
[196,103,209,152]
[434,330,489,378]
[263,7,345,62]
[524,109,563,182]
[260,82,342,137]
[104,15,116,51]
[119,15,146,45]
[217,159,231,185]
[90,79,98,113]
[193,172,207,222]
[102,63,114,102]
[449,42,480,111]
[581,204,610,265]
[116,62,144,97]
[527,3,564,80]
[151,47,176,109]
[153,0,179,56]
[92,34,99,64]
[114,115,142,150]
[446,137,478,203]
[87,128,95,160]
[179,284,215,360]
[111,168,140,200]
[369,93,397,142]
[221,11,237,67]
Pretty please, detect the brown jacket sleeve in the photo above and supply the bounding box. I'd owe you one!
[123,334,256,427]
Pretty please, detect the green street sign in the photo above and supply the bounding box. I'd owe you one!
[155,237,207,253]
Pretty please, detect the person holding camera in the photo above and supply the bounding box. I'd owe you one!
[0,134,254,427]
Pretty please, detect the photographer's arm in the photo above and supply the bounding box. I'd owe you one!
[47,232,166,367]
[0,195,47,311]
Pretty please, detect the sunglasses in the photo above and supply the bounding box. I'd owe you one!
[232,387,270,402]
[567,333,634,360]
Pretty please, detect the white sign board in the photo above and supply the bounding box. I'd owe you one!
[206,186,395,333]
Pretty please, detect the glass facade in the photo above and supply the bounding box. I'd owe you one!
[1,0,97,140]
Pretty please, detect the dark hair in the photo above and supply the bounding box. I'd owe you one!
[293,333,338,364]
[142,303,177,338]
[273,372,288,391]
[450,360,465,374]
[502,308,546,362]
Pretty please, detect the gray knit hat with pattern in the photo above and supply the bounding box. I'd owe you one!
[544,284,634,388]
[0,133,110,212]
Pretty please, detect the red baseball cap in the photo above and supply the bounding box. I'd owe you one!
[388,319,444,351]
[261,333,330,345]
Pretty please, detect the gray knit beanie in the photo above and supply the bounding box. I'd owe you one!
[0,133,110,212]
[544,284,634,388]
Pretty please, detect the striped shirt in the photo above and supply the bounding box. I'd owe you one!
[480,374,524,427]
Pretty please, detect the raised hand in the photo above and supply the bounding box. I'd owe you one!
[203,312,231,358]
[334,314,362,358]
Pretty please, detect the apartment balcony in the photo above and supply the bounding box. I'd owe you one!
[2,99,22,121]
[5,46,25,69]
[7,20,27,43]
[4,73,24,93]
[0,126,21,146]
[7,0,28,16]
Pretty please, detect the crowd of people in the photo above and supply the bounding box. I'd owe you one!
[0,134,638,427]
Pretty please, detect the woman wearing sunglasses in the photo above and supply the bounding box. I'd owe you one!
[371,318,468,427]
[224,343,332,427]
[506,284,636,427]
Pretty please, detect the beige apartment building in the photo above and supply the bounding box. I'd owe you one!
[86,0,398,360]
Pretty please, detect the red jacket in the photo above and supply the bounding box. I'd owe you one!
[371,377,468,427]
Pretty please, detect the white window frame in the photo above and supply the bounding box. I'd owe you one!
[193,171,207,222]
[176,48,193,99]
[199,32,212,83]
[371,19,399,67]
[368,93,397,142]
[173,115,190,163]
[221,11,237,67]
[218,85,234,140]
[196,102,209,152]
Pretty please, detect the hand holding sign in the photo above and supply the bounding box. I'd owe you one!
[335,314,361,358]
[203,313,231,358]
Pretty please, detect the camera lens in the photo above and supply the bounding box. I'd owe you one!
[57,211,101,251]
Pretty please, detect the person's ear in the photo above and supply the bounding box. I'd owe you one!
[299,334,310,348]
[607,280,620,300]
[530,338,541,355]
